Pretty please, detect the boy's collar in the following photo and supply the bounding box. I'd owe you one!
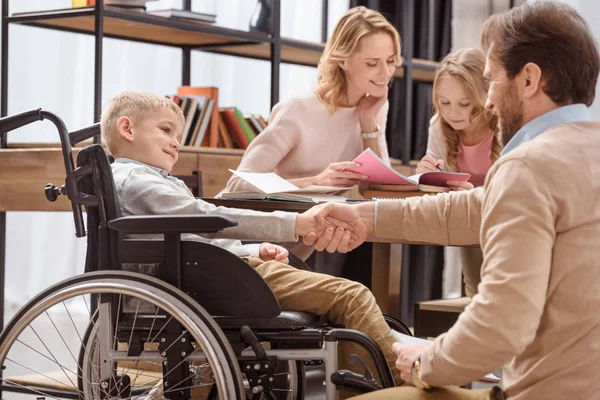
[113,157,169,178]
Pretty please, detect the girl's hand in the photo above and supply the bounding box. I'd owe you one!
[416,154,445,174]
[259,243,290,264]
[446,180,474,191]
[313,161,368,187]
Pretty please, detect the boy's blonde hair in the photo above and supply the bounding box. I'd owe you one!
[431,48,501,171]
[317,6,401,113]
[101,91,184,155]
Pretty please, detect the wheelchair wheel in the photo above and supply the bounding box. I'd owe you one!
[0,271,245,400]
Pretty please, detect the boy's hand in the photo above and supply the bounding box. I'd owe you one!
[259,243,290,264]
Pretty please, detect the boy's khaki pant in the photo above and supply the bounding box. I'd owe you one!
[245,256,403,387]
[349,386,504,400]
[158,256,403,400]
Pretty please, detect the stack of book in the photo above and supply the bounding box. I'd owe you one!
[168,86,267,149]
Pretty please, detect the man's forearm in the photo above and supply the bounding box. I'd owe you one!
[373,188,483,246]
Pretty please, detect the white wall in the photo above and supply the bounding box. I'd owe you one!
[2,0,349,317]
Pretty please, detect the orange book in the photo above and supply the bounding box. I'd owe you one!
[218,118,234,149]
[177,86,219,147]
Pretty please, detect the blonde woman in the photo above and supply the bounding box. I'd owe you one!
[416,48,502,297]
[224,6,401,193]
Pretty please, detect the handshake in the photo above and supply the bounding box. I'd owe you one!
[294,201,376,253]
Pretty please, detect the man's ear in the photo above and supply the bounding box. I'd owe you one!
[521,62,543,99]
[116,116,134,142]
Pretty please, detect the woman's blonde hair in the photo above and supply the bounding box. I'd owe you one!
[432,48,501,171]
[317,6,401,113]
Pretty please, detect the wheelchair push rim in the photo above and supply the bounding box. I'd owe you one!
[0,270,246,400]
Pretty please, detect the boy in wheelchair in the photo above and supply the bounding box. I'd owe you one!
[100,91,403,391]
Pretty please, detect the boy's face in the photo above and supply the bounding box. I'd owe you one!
[127,107,183,173]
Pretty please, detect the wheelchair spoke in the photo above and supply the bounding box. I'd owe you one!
[29,321,79,390]
[0,376,64,400]
[3,357,83,397]
[0,273,245,400]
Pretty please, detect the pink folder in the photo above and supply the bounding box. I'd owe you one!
[347,149,414,185]
[347,149,471,186]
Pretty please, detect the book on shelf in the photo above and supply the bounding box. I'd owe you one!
[219,170,350,203]
[79,0,153,8]
[221,108,250,149]
[147,8,217,24]
[177,86,219,147]
[232,108,257,143]
[245,115,264,135]
[347,148,470,187]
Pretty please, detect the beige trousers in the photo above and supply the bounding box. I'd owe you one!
[245,256,403,387]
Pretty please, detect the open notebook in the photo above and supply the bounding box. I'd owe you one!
[219,170,351,203]
[392,331,501,384]
[346,148,471,187]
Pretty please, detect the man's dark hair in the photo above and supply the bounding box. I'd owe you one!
[481,1,600,106]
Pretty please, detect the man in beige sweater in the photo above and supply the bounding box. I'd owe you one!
[308,2,600,399]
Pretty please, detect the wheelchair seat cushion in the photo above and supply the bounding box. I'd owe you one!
[214,311,328,330]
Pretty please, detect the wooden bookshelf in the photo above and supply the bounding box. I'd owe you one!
[9,7,438,82]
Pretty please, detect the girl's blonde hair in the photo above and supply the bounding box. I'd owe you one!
[317,6,401,113]
[432,48,501,171]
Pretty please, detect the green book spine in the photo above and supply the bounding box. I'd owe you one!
[232,108,257,143]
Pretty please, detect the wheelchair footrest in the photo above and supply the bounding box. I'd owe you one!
[330,370,383,394]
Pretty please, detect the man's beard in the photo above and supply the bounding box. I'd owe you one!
[498,82,525,146]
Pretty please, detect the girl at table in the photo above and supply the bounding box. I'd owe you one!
[224,5,400,196]
[416,48,502,297]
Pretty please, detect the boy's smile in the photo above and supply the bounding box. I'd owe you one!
[124,107,184,173]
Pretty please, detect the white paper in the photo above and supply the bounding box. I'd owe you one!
[391,330,500,384]
[229,170,299,194]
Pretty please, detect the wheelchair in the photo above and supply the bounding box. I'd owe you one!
[0,109,412,399]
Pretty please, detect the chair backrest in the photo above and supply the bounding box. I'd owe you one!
[66,126,281,317]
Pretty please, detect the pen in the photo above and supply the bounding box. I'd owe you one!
[436,164,445,172]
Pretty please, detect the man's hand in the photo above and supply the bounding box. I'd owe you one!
[258,243,289,264]
[302,202,374,252]
[392,342,432,385]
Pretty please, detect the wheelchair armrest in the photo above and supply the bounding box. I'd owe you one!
[108,214,238,234]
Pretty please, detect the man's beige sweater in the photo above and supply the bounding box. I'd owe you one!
[375,121,600,399]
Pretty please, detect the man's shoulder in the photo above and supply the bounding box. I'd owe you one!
[488,121,600,189]
[503,121,600,164]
